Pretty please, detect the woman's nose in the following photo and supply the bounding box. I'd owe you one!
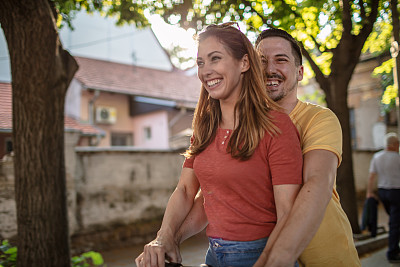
[201,63,214,76]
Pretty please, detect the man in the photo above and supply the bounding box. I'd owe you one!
[136,28,361,266]
[367,133,400,263]
[250,28,360,267]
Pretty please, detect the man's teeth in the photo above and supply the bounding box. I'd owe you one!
[267,81,279,86]
[207,79,221,87]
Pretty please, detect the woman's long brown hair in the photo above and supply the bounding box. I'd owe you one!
[185,23,281,161]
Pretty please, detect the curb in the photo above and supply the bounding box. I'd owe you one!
[355,233,388,256]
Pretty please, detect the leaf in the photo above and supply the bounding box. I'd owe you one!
[81,251,104,265]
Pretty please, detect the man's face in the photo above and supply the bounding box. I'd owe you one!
[257,37,303,103]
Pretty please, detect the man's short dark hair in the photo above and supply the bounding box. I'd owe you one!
[255,28,303,66]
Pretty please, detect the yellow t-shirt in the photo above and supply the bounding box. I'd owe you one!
[290,101,360,267]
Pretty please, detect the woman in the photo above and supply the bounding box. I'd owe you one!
[136,22,302,267]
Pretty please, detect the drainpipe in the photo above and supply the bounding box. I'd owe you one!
[88,90,100,125]
[168,107,187,147]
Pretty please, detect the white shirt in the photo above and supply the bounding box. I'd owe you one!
[369,150,400,189]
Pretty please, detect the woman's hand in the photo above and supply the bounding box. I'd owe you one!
[135,232,182,267]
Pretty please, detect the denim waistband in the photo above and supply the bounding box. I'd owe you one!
[208,236,268,253]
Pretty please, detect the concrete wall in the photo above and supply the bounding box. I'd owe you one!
[0,130,386,251]
[0,131,186,252]
[352,150,375,195]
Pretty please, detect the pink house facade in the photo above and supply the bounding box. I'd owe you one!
[65,56,201,149]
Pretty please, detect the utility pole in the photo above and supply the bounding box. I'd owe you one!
[390,40,400,136]
[391,0,400,136]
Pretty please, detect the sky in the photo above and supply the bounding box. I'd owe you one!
[147,14,198,69]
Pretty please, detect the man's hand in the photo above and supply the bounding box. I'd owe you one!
[135,233,182,267]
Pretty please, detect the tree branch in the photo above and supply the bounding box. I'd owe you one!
[300,43,330,96]
[357,0,380,46]
[360,0,367,20]
[341,0,353,39]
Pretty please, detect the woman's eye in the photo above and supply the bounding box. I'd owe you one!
[197,61,204,66]
[211,56,221,61]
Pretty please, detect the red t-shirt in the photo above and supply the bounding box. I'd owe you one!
[183,110,303,241]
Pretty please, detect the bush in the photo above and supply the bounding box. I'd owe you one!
[0,240,105,267]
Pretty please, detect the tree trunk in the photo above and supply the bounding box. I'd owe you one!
[328,70,361,234]
[0,1,78,266]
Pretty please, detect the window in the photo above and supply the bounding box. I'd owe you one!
[144,127,152,140]
[5,137,12,153]
[111,132,133,146]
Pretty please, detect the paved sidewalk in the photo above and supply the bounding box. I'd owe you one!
[361,245,400,267]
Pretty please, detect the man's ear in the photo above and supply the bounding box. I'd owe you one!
[241,54,250,72]
[297,65,304,82]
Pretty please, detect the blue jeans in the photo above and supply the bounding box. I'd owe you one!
[205,237,299,267]
[378,188,400,259]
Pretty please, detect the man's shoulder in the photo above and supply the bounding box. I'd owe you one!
[294,101,335,117]
[374,150,400,158]
[291,100,339,127]
[372,150,389,161]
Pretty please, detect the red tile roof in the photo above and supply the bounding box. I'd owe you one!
[64,116,105,136]
[74,57,201,107]
[0,83,12,131]
[0,82,103,136]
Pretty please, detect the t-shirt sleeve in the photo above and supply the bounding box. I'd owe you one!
[302,109,343,166]
[268,112,303,186]
[182,135,195,169]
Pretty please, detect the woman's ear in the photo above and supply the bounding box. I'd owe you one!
[241,54,250,73]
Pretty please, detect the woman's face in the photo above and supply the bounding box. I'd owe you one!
[197,35,249,104]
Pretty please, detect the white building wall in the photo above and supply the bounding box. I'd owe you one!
[0,30,10,82]
[65,78,82,119]
[59,11,173,71]
[132,110,169,149]
[354,97,384,150]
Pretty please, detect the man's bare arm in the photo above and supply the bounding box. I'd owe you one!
[255,149,338,266]
[366,172,377,199]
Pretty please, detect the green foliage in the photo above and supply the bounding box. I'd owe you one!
[381,84,398,106]
[0,240,17,267]
[0,240,105,267]
[372,58,397,113]
[363,21,392,54]
[299,89,326,106]
[373,58,394,76]
[148,0,391,80]
[52,0,150,29]
[71,251,105,267]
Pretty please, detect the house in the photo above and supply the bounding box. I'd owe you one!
[0,10,201,156]
[66,56,200,149]
[0,82,105,159]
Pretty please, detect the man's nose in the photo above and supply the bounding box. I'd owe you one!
[265,62,277,74]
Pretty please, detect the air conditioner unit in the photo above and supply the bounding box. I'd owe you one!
[96,106,117,124]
